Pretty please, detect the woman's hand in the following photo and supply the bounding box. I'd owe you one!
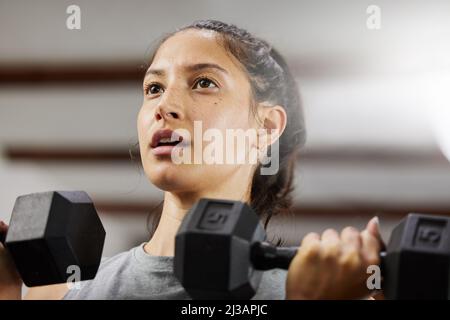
[0,221,23,299]
[286,217,383,300]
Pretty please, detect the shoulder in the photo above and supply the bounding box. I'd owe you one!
[62,246,137,299]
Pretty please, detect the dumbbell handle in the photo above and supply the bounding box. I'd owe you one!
[251,242,298,270]
[251,241,387,272]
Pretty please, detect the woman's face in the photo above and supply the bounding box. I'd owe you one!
[137,29,259,197]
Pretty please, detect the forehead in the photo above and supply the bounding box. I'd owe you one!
[150,29,244,74]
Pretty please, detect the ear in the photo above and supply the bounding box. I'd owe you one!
[256,102,287,148]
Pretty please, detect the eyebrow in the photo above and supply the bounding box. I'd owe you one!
[144,63,229,78]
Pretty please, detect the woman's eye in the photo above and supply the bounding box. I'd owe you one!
[193,78,217,89]
[145,84,164,95]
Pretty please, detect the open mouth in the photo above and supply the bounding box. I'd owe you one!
[151,129,184,149]
[155,137,182,147]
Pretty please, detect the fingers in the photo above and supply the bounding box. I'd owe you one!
[361,229,381,265]
[320,229,340,261]
[321,228,339,243]
[293,223,383,300]
[341,226,362,250]
[300,223,382,266]
[0,220,8,247]
[361,217,383,265]
[0,220,8,233]
[365,216,386,251]
[366,216,380,238]
[301,232,320,246]
[337,227,361,270]
[298,232,321,264]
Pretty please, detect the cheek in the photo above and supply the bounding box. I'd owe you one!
[137,105,153,140]
[208,107,251,132]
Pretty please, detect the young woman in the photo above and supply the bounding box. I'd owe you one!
[0,20,382,300]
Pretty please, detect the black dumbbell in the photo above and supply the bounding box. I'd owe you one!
[0,191,106,287]
[174,198,450,299]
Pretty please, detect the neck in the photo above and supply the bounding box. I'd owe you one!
[144,167,254,257]
[143,193,187,256]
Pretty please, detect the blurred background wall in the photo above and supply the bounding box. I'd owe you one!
[1,0,450,257]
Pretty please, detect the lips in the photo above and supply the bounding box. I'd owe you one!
[150,129,184,156]
[151,129,183,148]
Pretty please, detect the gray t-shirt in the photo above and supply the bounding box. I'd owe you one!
[63,243,287,300]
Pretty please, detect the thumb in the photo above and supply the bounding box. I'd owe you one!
[365,216,386,250]
[366,216,380,237]
[0,220,8,245]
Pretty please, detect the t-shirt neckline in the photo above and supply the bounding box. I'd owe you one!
[132,242,175,272]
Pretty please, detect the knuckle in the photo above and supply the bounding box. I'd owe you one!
[323,228,337,236]
[301,233,319,245]
[302,242,321,260]
[342,226,359,235]
[303,232,319,241]
[322,244,340,261]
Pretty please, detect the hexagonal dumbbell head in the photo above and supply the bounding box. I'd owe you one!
[383,213,450,299]
[174,198,266,299]
[5,191,106,287]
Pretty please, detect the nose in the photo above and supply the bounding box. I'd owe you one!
[154,95,183,122]
[155,108,180,121]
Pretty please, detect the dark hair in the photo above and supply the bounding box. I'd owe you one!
[141,20,306,244]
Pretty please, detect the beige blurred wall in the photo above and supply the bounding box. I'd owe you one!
[1,0,450,256]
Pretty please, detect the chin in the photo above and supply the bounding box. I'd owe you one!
[146,161,195,192]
